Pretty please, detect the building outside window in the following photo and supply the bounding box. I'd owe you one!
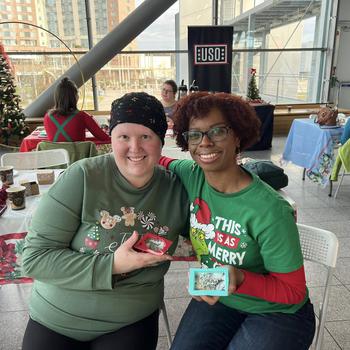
[0,0,337,111]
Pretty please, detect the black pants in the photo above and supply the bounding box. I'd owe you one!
[22,310,159,350]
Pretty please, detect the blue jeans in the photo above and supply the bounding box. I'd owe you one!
[170,299,315,350]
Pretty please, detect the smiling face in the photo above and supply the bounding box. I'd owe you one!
[188,108,240,176]
[111,123,162,188]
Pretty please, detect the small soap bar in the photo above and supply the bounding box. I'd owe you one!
[134,233,173,256]
[37,170,55,185]
[188,267,229,296]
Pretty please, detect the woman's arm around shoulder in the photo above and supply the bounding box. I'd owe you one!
[159,155,176,169]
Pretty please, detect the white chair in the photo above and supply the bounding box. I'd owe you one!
[297,223,339,350]
[1,149,70,170]
[160,299,172,348]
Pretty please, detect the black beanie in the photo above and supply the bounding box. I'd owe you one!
[109,92,167,145]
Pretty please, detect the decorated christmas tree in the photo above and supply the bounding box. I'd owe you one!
[246,68,262,102]
[0,44,29,145]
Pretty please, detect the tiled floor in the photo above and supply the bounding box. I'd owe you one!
[1,136,349,350]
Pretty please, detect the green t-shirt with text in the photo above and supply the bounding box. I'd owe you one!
[169,159,306,314]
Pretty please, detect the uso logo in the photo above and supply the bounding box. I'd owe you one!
[194,44,227,65]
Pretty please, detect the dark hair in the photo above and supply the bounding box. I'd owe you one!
[52,77,78,116]
[173,92,261,151]
[163,80,178,94]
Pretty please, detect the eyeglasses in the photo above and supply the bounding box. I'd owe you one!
[161,88,174,95]
[182,126,232,145]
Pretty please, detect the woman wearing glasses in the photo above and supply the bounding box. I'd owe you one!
[160,92,315,350]
[160,80,178,128]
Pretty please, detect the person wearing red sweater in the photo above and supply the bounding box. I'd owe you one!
[159,92,315,350]
[44,77,110,143]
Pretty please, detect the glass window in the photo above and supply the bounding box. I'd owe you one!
[217,0,329,103]
[0,0,334,109]
[93,52,177,110]
[4,39,16,45]
[133,0,179,51]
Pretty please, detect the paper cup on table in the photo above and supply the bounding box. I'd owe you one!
[0,166,14,185]
[6,186,26,210]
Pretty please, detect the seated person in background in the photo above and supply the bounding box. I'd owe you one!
[160,80,178,128]
[44,77,110,142]
[340,117,350,145]
[21,92,189,350]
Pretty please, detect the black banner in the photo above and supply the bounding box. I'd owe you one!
[188,26,233,93]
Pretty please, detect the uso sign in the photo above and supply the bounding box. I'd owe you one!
[188,26,233,93]
[194,44,228,65]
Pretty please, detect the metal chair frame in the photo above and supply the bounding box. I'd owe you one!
[333,169,350,198]
[160,299,172,348]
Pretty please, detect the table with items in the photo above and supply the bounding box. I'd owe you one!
[19,128,111,154]
[0,169,61,284]
[282,118,344,186]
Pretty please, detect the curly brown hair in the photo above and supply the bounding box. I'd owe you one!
[172,92,261,151]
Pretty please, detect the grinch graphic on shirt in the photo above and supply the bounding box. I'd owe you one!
[190,197,248,268]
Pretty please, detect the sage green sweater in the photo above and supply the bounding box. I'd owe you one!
[22,154,189,341]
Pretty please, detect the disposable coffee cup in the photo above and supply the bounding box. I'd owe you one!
[0,166,14,185]
[6,186,26,210]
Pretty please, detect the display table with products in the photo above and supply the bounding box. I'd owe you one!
[282,118,344,186]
